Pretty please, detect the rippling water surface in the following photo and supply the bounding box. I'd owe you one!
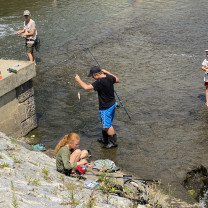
[1,0,208,204]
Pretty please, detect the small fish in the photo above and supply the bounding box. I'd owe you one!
[78,92,80,101]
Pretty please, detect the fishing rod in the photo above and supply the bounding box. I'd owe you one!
[80,43,132,120]
[113,90,132,121]
[84,172,158,183]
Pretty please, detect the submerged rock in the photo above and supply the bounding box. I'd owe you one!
[183,165,208,204]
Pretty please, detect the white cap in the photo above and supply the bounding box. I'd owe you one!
[205,50,208,52]
[23,10,30,16]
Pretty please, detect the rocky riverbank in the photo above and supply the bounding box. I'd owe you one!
[0,132,205,208]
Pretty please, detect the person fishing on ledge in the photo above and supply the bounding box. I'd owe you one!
[201,49,208,107]
[75,66,119,149]
[16,10,37,65]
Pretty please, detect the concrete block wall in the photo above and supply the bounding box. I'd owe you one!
[0,59,37,137]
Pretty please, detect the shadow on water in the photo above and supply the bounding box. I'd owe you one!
[198,94,206,103]
[35,57,41,63]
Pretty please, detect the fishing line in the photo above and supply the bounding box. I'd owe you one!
[83,172,158,183]
[80,42,132,120]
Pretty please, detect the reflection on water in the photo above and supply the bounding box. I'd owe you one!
[1,0,208,205]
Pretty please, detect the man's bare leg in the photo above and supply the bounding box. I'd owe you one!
[27,52,36,65]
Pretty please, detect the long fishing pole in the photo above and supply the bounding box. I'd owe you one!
[84,172,158,183]
[80,43,132,120]
[113,90,132,121]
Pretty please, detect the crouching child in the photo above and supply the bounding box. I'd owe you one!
[54,133,88,175]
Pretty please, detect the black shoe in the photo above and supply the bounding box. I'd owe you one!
[103,142,117,149]
[103,134,118,149]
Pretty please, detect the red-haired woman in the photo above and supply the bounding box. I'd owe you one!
[54,133,88,175]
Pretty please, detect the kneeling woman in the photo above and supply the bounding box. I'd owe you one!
[54,133,88,175]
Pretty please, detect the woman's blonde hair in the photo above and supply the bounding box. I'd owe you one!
[54,133,80,155]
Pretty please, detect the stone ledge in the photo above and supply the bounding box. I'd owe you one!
[0,59,36,97]
[16,80,34,103]
[21,115,37,136]
[18,97,36,122]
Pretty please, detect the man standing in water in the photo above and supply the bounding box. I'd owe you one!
[201,50,208,106]
[75,66,119,149]
[17,10,37,64]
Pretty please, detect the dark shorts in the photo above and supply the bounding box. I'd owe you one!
[99,102,116,128]
[26,42,35,54]
[204,82,208,86]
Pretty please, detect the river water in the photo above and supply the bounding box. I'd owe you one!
[1,0,208,205]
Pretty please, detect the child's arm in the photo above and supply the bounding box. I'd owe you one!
[75,74,94,90]
[101,69,119,83]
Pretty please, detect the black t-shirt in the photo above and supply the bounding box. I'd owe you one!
[92,74,116,110]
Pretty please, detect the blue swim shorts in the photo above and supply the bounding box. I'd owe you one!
[99,102,116,128]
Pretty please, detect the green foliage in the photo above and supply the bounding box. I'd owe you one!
[42,167,50,180]
[32,162,38,166]
[9,137,16,144]
[188,189,195,196]
[11,181,14,191]
[7,152,22,163]
[25,175,41,186]
[65,182,77,191]
[97,172,116,204]
[0,154,3,159]
[13,156,22,163]
[32,178,41,186]
[3,162,10,167]
[145,179,171,208]
[64,182,80,207]
[11,181,18,208]
[8,152,13,157]
[86,190,96,208]
[123,186,132,196]
[69,190,79,207]
[59,175,65,182]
